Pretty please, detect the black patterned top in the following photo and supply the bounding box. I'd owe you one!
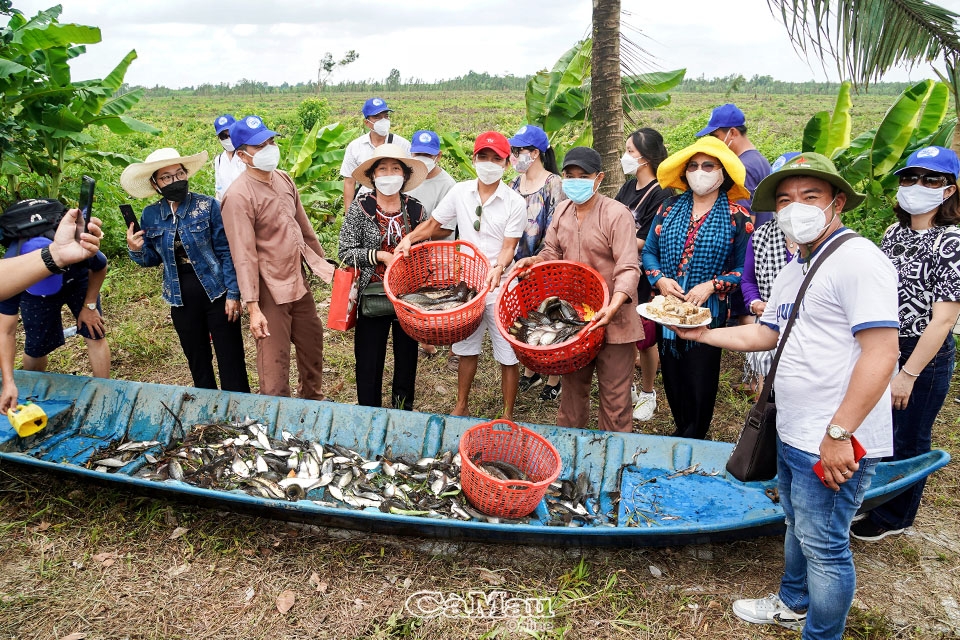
[880,223,960,337]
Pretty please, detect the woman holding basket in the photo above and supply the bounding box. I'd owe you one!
[512,147,643,433]
[338,144,428,410]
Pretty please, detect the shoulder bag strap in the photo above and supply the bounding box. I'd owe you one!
[753,232,858,411]
[629,180,657,217]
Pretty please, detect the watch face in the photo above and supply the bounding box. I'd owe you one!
[828,425,847,439]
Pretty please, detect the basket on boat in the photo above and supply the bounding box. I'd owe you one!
[384,240,489,346]
[495,260,610,376]
[458,419,562,519]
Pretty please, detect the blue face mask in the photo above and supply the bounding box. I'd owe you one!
[562,177,597,204]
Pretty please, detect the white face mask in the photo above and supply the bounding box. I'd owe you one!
[220,138,235,153]
[415,156,437,173]
[247,144,280,173]
[374,174,404,196]
[371,118,390,137]
[777,197,837,244]
[620,151,642,176]
[475,161,505,185]
[686,169,723,196]
[896,184,948,215]
[511,152,535,174]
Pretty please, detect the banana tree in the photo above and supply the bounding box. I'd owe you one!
[523,39,685,167]
[279,120,355,222]
[803,78,954,240]
[1,6,158,200]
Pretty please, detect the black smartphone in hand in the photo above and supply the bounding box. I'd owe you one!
[119,204,140,233]
[77,175,96,239]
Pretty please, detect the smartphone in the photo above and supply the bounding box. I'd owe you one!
[813,435,867,487]
[77,175,96,239]
[119,204,140,233]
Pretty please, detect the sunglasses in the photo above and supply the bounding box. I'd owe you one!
[898,174,951,188]
[218,131,231,141]
[474,205,482,231]
[685,161,720,173]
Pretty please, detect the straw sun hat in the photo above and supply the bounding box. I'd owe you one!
[656,135,750,202]
[351,143,427,191]
[120,148,209,199]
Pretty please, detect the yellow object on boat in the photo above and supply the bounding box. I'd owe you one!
[7,402,47,437]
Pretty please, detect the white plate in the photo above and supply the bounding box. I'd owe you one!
[637,303,712,329]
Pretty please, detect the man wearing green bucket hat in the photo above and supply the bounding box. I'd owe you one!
[673,153,900,640]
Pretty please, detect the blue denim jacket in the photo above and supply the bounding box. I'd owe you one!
[129,192,240,306]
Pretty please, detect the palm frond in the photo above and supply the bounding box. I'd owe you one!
[768,0,960,88]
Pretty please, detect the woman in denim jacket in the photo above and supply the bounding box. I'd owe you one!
[120,148,249,392]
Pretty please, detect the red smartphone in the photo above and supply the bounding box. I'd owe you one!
[814,435,867,487]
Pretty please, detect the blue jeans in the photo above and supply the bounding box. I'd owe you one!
[869,335,954,530]
[777,441,878,640]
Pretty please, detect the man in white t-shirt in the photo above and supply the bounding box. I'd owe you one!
[340,97,410,213]
[213,114,245,201]
[396,131,525,419]
[673,153,899,640]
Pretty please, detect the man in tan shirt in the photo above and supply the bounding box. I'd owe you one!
[513,147,643,432]
[221,115,334,399]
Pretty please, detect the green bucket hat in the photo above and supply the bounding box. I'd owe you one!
[752,152,865,212]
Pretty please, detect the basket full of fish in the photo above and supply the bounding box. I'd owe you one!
[496,260,610,375]
[385,240,489,345]
[459,419,563,519]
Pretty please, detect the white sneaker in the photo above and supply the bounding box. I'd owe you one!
[732,594,806,631]
[632,389,656,421]
[630,384,640,404]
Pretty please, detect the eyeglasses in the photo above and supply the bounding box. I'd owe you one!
[510,147,533,157]
[685,161,720,173]
[155,169,188,186]
[898,174,951,188]
[474,205,482,231]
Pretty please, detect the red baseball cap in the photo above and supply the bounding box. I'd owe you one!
[473,131,510,159]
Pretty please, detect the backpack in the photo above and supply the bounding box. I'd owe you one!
[0,199,66,248]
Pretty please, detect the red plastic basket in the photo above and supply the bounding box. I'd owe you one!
[384,240,489,346]
[458,419,562,519]
[495,260,610,376]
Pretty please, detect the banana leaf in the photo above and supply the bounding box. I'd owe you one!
[916,82,950,139]
[871,79,934,177]
[438,131,476,179]
[802,111,830,153]
[824,81,852,158]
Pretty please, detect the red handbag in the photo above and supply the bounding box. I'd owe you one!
[326,263,359,331]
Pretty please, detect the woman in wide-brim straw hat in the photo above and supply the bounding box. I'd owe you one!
[642,135,753,440]
[338,143,429,410]
[121,147,249,393]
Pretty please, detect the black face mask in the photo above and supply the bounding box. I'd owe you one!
[158,179,189,203]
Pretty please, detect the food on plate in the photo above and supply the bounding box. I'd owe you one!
[645,295,711,325]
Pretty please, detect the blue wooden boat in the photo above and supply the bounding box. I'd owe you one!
[0,370,950,547]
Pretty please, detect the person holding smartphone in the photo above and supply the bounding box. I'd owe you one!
[672,154,899,640]
[121,147,249,393]
[0,199,110,414]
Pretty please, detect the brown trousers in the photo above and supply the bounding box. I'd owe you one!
[557,341,637,433]
[256,284,324,399]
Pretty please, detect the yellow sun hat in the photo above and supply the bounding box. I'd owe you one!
[656,135,750,202]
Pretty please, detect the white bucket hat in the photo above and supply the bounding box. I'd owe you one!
[120,148,209,199]
[351,143,428,191]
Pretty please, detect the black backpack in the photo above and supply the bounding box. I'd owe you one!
[0,199,66,248]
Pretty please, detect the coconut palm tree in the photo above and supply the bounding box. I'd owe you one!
[769,0,960,146]
[592,0,624,195]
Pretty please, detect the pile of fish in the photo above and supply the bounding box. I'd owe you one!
[86,419,606,526]
[508,296,589,346]
[398,281,479,311]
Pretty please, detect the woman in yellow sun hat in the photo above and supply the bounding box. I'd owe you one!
[641,135,753,439]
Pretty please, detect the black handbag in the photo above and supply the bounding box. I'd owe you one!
[359,200,414,318]
[726,232,856,482]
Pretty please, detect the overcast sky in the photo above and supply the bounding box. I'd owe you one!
[10,0,960,88]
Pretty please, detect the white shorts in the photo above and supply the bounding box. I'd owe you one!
[452,303,519,366]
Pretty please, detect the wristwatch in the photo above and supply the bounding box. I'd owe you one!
[826,424,852,441]
[85,303,97,311]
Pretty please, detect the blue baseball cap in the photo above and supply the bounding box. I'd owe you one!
[508,124,549,152]
[895,146,960,181]
[410,130,440,155]
[230,115,278,148]
[362,97,391,118]
[21,237,63,296]
[213,114,236,135]
[696,103,747,137]
[771,151,801,172]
